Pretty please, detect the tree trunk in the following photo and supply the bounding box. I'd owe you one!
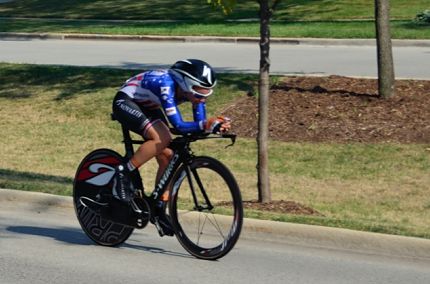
[257,0,271,203]
[375,0,395,98]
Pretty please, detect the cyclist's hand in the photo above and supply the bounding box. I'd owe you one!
[220,117,231,133]
[206,116,232,134]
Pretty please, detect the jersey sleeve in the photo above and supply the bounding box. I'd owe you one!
[159,80,206,134]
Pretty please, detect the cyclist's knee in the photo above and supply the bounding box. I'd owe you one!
[157,148,173,165]
[144,122,172,152]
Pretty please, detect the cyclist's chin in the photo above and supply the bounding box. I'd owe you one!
[191,96,206,104]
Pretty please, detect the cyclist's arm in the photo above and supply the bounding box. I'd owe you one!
[165,105,206,133]
[193,102,206,122]
[160,84,206,134]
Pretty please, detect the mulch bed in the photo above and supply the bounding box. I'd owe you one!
[223,75,430,143]
[221,75,430,215]
[242,200,323,216]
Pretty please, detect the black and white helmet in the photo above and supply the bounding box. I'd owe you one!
[169,59,217,97]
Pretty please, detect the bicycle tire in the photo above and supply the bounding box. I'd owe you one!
[73,148,134,246]
[169,156,243,260]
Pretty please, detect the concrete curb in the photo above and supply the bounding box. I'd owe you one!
[1,32,430,47]
[1,188,430,259]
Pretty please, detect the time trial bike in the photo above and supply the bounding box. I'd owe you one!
[73,114,243,260]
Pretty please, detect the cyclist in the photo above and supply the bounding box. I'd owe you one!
[111,59,231,207]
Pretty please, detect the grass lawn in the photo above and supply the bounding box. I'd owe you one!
[1,18,429,39]
[0,0,428,21]
[0,63,429,238]
[0,0,429,39]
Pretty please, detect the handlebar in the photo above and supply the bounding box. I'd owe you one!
[169,129,237,148]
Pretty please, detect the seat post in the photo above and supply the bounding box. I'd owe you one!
[121,125,135,159]
[111,113,135,159]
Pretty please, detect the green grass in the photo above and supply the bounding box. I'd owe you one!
[1,18,429,39]
[0,0,429,39]
[1,63,429,239]
[0,0,428,21]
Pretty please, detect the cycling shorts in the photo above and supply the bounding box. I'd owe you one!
[112,92,167,138]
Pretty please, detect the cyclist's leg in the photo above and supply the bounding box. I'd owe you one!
[140,124,174,236]
[155,148,174,186]
[112,92,172,170]
[112,92,171,201]
[129,122,172,168]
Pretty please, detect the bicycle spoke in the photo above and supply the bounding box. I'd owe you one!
[170,156,243,260]
[205,213,226,239]
[196,213,205,245]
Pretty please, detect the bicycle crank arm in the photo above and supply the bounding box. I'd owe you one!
[80,197,150,229]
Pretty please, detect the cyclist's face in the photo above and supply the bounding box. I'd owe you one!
[178,87,207,104]
[192,86,212,96]
[187,93,206,104]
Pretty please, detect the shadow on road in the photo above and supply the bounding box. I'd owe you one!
[7,225,93,245]
[6,225,193,258]
[123,242,193,259]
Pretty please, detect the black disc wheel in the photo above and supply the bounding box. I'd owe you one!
[169,156,243,260]
[73,149,134,246]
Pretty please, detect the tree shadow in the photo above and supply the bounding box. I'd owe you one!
[0,168,72,196]
[398,21,430,30]
[0,168,72,184]
[0,0,327,21]
[0,91,33,99]
[0,64,133,101]
[273,0,339,21]
[216,73,257,94]
[0,61,262,102]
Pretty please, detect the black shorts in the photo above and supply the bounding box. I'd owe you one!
[112,92,167,137]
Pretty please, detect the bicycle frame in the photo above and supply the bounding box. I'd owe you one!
[118,124,191,202]
[117,117,236,208]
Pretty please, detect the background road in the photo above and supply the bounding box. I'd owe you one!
[0,38,429,79]
[1,193,430,284]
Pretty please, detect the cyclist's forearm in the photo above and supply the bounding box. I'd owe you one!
[166,106,205,133]
[193,102,206,122]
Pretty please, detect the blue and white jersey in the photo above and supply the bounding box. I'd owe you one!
[119,70,206,133]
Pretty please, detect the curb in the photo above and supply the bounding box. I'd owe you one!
[1,32,430,47]
[1,188,430,259]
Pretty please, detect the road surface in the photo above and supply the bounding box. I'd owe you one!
[0,38,429,79]
[1,195,430,284]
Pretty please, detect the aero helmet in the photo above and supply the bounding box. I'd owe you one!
[169,59,217,97]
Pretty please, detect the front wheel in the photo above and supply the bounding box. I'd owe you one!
[169,156,243,260]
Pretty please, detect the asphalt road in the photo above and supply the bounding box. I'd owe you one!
[0,38,429,79]
[1,193,430,284]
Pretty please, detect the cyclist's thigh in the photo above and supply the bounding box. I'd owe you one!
[112,92,151,134]
[139,108,171,140]
[145,121,172,148]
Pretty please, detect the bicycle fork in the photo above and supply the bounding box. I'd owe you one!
[184,164,213,212]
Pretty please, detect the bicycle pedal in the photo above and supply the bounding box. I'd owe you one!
[152,216,175,237]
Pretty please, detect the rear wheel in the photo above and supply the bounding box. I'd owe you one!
[73,149,134,246]
[169,156,243,260]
